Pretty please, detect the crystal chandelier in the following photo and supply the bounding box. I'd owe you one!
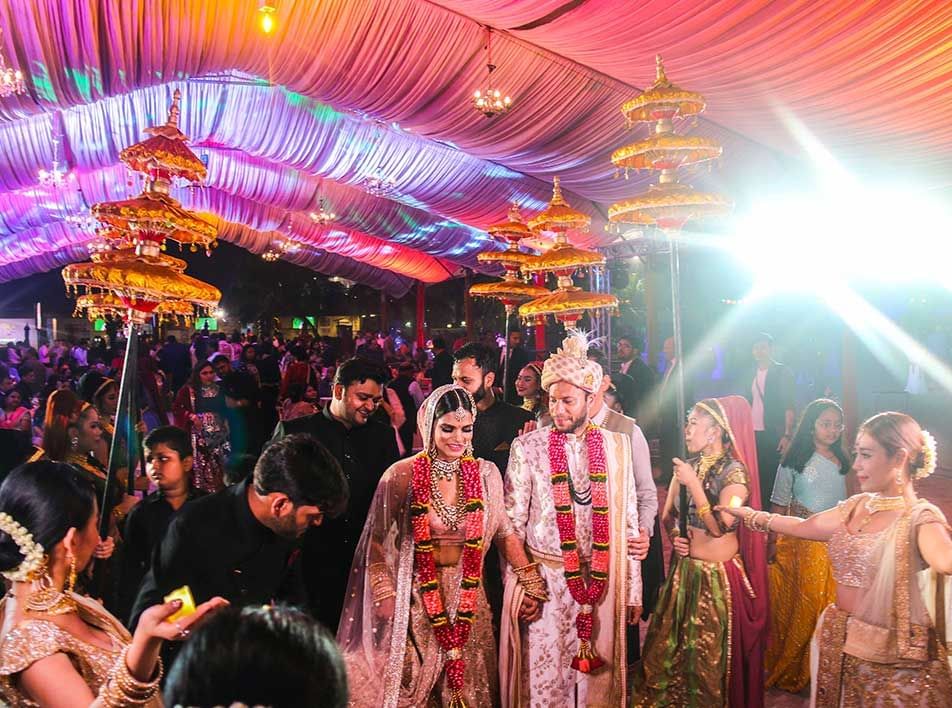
[363,169,397,197]
[309,198,337,225]
[275,237,301,255]
[473,28,511,118]
[38,136,74,188]
[0,29,25,98]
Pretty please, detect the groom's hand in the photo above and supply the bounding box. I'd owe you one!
[626,606,643,625]
[518,595,543,623]
[627,527,650,561]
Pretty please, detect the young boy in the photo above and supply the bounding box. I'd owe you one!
[119,425,206,621]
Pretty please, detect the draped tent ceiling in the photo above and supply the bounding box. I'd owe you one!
[0,0,949,295]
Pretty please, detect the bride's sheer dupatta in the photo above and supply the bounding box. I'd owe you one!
[336,460,417,707]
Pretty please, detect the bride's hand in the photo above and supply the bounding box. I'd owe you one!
[374,595,395,620]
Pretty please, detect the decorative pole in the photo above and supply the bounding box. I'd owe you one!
[607,56,731,533]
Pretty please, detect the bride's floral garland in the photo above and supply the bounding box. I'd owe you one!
[410,452,484,708]
[549,423,610,673]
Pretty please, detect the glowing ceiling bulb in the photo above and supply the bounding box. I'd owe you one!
[259,3,276,34]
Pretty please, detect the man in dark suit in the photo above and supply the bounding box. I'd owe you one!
[616,336,656,420]
[742,333,796,501]
[271,357,399,630]
[429,336,454,389]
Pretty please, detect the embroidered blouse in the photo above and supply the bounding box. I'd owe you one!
[675,454,749,531]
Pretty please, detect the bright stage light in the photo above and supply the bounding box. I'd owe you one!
[729,184,952,295]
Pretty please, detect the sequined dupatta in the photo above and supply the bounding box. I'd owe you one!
[849,501,952,665]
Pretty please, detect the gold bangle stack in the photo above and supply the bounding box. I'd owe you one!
[697,503,712,518]
[369,565,396,603]
[513,562,548,602]
[744,510,775,533]
[101,647,162,706]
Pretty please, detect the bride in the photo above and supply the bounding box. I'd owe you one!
[338,384,545,707]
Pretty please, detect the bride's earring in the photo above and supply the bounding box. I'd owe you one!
[70,436,79,450]
[895,469,906,494]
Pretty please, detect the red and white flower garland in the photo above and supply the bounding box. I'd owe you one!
[410,452,484,708]
[548,423,610,673]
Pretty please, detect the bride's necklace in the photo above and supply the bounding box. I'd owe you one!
[429,455,461,481]
[430,470,465,530]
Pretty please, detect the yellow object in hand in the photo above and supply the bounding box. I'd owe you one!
[164,585,197,623]
[728,495,743,508]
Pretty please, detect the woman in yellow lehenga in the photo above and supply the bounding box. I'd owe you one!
[766,399,852,692]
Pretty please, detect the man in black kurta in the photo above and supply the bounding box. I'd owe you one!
[271,357,399,630]
[130,434,348,654]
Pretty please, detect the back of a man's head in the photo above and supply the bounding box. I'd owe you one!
[254,434,349,517]
[164,604,348,708]
[453,342,497,375]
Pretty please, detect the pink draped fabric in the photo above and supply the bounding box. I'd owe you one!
[0,0,947,285]
[716,394,769,708]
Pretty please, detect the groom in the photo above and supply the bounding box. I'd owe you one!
[501,332,641,707]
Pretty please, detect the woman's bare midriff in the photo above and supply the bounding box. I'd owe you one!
[689,526,740,562]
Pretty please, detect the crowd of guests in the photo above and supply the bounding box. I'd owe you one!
[0,324,948,707]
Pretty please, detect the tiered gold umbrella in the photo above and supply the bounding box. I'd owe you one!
[64,90,220,324]
[468,205,548,400]
[609,55,731,534]
[609,56,731,232]
[518,178,617,327]
[61,89,221,524]
[93,88,218,255]
[470,205,547,307]
[63,249,220,324]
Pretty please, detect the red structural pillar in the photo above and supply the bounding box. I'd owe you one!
[415,282,427,350]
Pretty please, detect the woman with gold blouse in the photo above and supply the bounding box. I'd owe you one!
[0,460,226,707]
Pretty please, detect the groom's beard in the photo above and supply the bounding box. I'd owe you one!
[554,409,589,435]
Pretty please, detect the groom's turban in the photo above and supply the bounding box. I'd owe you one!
[541,332,603,394]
